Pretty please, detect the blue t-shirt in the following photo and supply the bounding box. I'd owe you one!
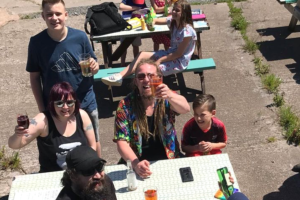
[121,0,146,16]
[26,27,97,112]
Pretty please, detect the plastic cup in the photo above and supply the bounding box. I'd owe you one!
[150,76,162,98]
[144,186,157,200]
[79,53,92,77]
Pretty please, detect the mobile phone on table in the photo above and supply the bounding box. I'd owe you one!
[179,167,194,182]
[217,167,234,198]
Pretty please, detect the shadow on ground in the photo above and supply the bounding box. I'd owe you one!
[94,74,201,118]
[263,173,300,200]
[256,26,300,84]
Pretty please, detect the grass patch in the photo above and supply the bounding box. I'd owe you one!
[253,57,269,76]
[0,146,4,160]
[231,14,248,31]
[0,146,22,171]
[279,106,300,145]
[273,93,285,107]
[20,15,32,20]
[228,0,259,54]
[244,38,259,54]
[262,74,281,93]
[266,136,276,143]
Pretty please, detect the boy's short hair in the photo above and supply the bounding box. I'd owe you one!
[42,0,65,9]
[192,94,216,112]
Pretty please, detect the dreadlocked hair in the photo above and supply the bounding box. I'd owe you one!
[131,59,166,141]
[170,0,194,33]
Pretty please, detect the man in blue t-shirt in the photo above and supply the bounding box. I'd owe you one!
[26,0,101,157]
[119,0,146,66]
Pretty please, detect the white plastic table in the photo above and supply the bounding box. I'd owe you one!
[9,154,239,200]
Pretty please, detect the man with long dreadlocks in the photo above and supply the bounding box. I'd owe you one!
[113,59,190,178]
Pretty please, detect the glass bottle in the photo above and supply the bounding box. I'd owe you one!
[126,160,137,191]
[164,0,169,17]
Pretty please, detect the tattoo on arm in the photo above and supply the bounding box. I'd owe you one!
[30,119,37,126]
[85,123,93,131]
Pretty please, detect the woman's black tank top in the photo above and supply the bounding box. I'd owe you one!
[37,111,88,173]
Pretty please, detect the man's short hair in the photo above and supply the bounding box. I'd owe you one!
[192,94,216,112]
[42,0,65,9]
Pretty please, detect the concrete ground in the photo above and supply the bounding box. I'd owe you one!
[1,0,300,200]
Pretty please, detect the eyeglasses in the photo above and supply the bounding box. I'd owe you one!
[80,163,105,177]
[136,73,162,80]
[54,100,76,108]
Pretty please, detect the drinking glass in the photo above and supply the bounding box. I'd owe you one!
[144,186,157,200]
[79,53,92,77]
[150,76,162,98]
[17,112,29,137]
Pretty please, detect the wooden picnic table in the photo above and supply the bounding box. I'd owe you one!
[90,14,210,68]
[277,0,300,31]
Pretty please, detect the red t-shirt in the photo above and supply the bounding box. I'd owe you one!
[181,117,227,157]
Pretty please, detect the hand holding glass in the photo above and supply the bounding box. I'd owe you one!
[17,113,29,137]
[150,76,162,98]
[79,53,92,77]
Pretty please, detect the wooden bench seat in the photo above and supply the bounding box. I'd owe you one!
[277,0,297,4]
[94,58,216,101]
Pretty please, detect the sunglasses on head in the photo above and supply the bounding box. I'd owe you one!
[54,100,76,108]
[79,163,105,177]
[136,73,162,80]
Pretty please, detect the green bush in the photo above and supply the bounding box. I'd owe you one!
[253,57,269,75]
[244,38,259,54]
[273,93,285,107]
[279,106,300,145]
[262,74,281,93]
[0,146,21,170]
[231,14,248,31]
[0,146,4,160]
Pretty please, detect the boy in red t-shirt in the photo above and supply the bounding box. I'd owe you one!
[181,94,227,156]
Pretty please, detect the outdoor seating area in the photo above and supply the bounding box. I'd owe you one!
[4,0,300,199]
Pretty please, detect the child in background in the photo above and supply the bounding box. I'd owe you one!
[119,0,147,66]
[150,0,171,51]
[102,0,196,86]
[181,94,227,156]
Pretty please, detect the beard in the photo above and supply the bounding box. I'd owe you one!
[141,93,154,100]
[81,177,109,200]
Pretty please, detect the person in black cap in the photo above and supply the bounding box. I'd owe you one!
[56,146,117,200]
[227,192,249,200]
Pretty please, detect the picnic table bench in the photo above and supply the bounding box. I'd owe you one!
[95,58,216,102]
[277,0,300,31]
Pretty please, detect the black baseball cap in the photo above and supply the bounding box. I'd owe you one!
[66,146,106,176]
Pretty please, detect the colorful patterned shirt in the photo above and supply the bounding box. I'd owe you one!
[114,92,181,159]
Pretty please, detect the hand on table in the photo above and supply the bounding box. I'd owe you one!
[133,160,152,178]
[89,58,99,75]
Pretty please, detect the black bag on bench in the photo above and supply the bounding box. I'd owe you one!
[84,2,132,36]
